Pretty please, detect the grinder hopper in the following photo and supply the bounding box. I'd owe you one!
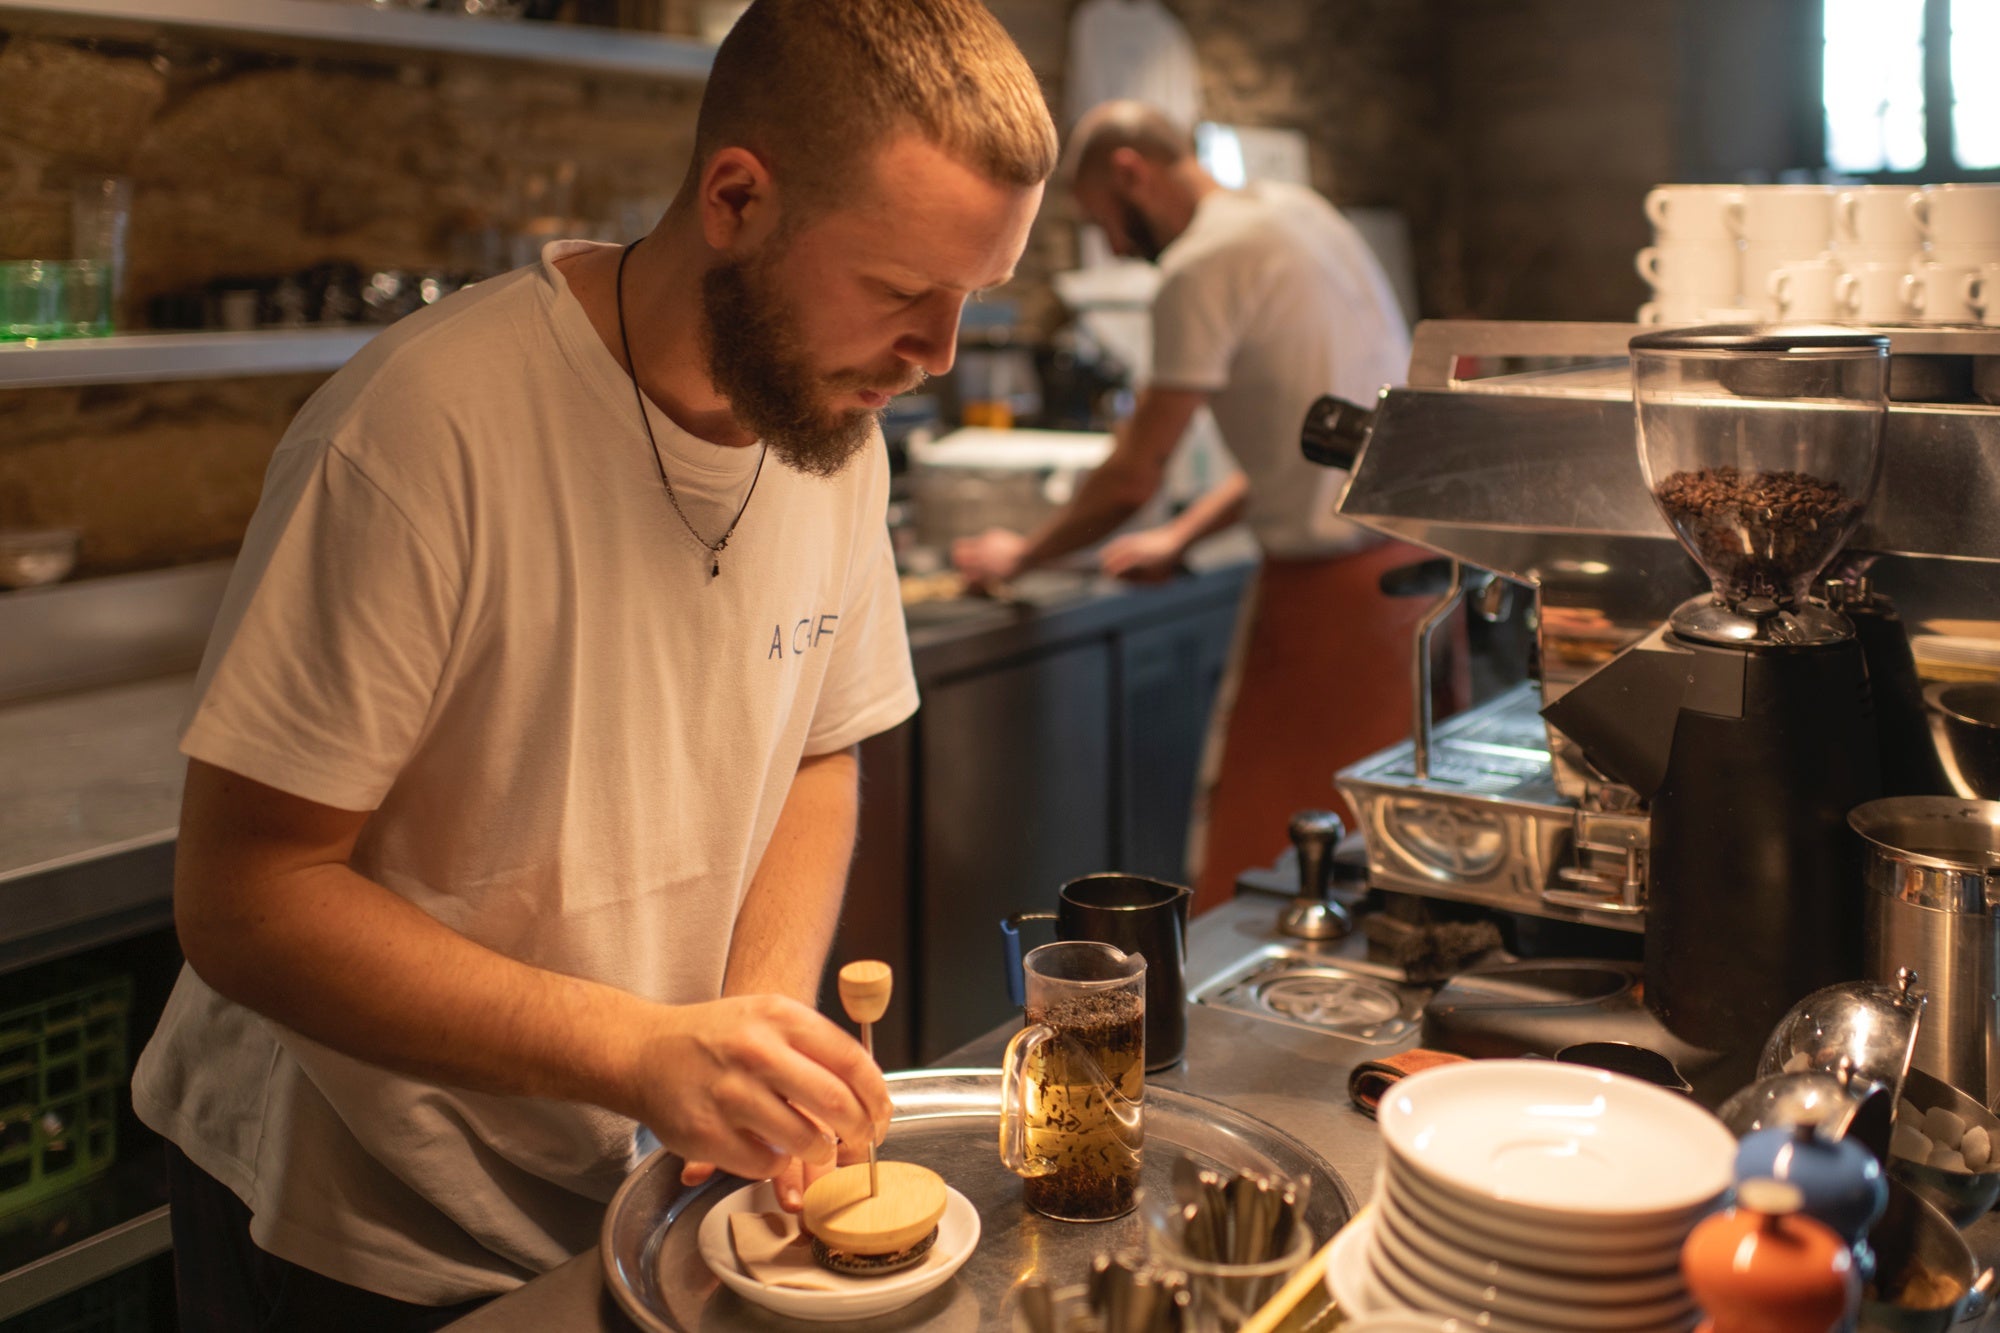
[1542,328,1891,1074]
[1632,327,1888,645]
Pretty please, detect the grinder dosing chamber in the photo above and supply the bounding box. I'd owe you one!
[1544,329,1891,1077]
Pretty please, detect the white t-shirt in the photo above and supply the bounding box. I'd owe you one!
[131,240,920,1303]
[1150,182,1412,559]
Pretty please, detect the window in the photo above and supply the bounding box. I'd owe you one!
[1955,0,2000,169]
[1824,0,2000,175]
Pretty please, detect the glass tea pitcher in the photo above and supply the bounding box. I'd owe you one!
[999,940,1146,1221]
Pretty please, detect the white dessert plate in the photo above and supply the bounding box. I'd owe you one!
[694,1179,979,1323]
[1376,1183,1687,1304]
[1378,1061,1734,1222]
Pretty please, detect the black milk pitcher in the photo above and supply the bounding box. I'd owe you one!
[1001,872,1191,1071]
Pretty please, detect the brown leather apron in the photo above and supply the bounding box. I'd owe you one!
[1189,541,1467,914]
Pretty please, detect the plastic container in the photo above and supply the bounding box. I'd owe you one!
[0,972,131,1217]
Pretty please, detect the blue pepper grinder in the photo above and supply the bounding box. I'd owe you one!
[1734,1120,1887,1283]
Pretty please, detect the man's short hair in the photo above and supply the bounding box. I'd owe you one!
[1060,101,1195,191]
[690,0,1058,212]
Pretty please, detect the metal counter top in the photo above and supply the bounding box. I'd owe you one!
[443,892,1393,1332]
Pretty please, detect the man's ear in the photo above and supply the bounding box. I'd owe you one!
[699,146,780,254]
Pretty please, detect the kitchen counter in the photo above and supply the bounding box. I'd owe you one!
[0,556,1252,975]
[898,536,1255,683]
[441,889,1393,1332]
[0,671,193,970]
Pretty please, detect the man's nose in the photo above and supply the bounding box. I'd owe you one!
[897,295,962,378]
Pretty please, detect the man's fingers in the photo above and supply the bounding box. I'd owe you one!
[760,1005,893,1142]
[773,1156,810,1212]
[680,1160,717,1187]
[709,1130,788,1183]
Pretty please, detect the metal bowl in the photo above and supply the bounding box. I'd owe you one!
[1888,1067,2000,1229]
[1926,682,2000,800]
[0,527,80,589]
[1862,1177,1994,1332]
[1759,973,1927,1101]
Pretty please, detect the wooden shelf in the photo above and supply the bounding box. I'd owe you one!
[0,328,378,388]
[0,0,717,80]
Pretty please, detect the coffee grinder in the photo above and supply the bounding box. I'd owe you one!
[1543,329,1890,1085]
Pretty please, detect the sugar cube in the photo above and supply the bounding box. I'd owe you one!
[1927,1142,1969,1173]
[1924,1105,1968,1150]
[1891,1121,1934,1163]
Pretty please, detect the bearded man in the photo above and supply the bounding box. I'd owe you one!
[954,101,1441,913]
[133,4,1054,1327]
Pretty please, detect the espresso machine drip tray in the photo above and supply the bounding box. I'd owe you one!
[1194,946,1426,1044]
[1347,683,1563,800]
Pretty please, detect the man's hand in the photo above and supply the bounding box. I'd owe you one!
[951,528,1031,588]
[681,1126,875,1211]
[1098,524,1187,583]
[631,994,890,1187]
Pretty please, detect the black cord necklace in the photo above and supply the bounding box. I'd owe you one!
[615,239,766,578]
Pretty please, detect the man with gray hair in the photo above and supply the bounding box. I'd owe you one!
[136,2,1054,1327]
[956,100,1439,913]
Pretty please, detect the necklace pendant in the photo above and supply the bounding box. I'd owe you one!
[712,557,721,577]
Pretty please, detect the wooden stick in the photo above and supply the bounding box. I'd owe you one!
[837,961,893,1195]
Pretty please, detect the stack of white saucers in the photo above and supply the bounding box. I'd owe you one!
[1355,1060,1736,1333]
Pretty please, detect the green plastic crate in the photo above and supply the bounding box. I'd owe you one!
[0,974,130,1218]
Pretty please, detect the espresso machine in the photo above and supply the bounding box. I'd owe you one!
[1302,320,2000,1095]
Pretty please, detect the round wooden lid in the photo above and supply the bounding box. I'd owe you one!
[800,1161,946,1257]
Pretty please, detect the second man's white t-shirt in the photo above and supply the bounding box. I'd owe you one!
[133,240,920,1303]
[1149,181,1411,560]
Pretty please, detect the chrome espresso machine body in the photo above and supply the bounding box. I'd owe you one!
[1318,321,2000,944]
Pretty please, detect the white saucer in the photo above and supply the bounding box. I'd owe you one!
[694,1179,979,1323]
[1378,1061,1734,1222]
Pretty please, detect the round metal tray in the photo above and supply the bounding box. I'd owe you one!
[602,1068,1357,1331]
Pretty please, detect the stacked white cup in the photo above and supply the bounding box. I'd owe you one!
[1968,261,2000,327]
[1908,183,2000,324]
[1741,184,1838,321]
[1831,185,1924,322]
[1637,185,1744,325]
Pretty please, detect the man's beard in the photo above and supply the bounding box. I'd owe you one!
[1120,198,1164,264]
[700,248,922,479]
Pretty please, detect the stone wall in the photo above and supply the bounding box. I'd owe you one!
[5,1,1766,577]
[0,23,699,575]
[989,0,1449,331]
[1428,0,1680,322]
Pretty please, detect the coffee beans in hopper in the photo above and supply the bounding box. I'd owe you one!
[1652,465,1863,605]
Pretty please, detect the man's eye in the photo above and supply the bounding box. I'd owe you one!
[883,285,919,303]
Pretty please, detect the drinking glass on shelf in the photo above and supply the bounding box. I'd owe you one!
[70,176,129,332]
[1,261,63,340]
[58,260,110,337]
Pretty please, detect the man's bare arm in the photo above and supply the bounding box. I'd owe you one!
[721,747,860,1006]
[952,387,1209,583]
[1100,471,1250,582]
[174,758,888,1182]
